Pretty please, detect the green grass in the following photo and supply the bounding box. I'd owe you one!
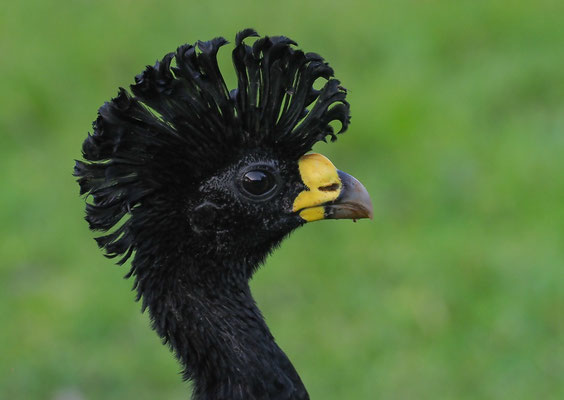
[2,0,564,398]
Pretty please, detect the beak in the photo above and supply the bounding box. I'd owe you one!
[293,153,373,222]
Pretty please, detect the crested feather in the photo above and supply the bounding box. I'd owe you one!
[74,29,350,265]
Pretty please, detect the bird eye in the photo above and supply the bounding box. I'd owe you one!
[241,170,277,197]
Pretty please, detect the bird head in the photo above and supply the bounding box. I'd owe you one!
[75,28,372,282]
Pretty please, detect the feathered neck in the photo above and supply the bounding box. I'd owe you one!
[141,254,309,400]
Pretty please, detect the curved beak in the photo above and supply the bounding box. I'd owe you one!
[293,153,373,223]
[325,170,374,220]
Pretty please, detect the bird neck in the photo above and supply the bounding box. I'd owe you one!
[141,256,309,400]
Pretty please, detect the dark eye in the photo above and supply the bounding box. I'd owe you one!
[241,170,276,197]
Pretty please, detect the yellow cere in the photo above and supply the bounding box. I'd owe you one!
[293,153,342,221]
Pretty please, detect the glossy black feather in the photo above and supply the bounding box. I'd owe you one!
[75,31,349,267]
[75,30,350,400]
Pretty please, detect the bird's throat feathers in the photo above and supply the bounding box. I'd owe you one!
[137,253,309,400]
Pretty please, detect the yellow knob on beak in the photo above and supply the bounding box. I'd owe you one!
[293,153,373,222]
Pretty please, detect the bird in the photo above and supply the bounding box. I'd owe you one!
[75,28,373,400]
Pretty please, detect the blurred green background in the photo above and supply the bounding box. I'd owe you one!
[2,0,563,399]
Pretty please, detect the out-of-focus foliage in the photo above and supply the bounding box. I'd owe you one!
[1,1,563,399]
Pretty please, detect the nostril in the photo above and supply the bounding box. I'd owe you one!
[318,183,340,192]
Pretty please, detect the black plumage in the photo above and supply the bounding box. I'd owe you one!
[75,29,371,400]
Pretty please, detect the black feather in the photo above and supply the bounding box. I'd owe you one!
[75,31,352,400]
[75,29,350,265]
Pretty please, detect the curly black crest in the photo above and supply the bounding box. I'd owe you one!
[74,29,350,265]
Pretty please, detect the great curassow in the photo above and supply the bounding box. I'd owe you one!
[75,29,373,400]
